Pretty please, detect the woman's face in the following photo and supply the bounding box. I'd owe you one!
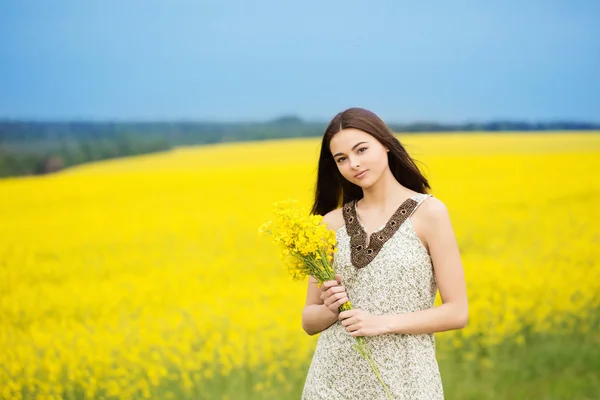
[329,128,389,188]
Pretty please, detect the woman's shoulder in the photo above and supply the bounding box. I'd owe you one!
[322,207,345,231]
[415,194,450,227]
[417,194,447,215]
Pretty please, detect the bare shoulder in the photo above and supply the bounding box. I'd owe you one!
[420,195,449,220]
[411,195,453,252]
[418,195,454,233]
[322,207,345,231]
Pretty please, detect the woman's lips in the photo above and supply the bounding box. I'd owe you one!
[355,170,368,179]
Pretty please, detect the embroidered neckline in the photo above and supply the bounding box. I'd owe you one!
[342,195,420,269]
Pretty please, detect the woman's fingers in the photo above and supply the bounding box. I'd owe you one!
[319,277,348,313]
[335,274,343,285]
[327,294,348,312]
[329,291,347,303]
[325,286,345,296]
[321,283,345,298]
[335,296,348,308]
[321,279,339,291]
[320,287,345,301]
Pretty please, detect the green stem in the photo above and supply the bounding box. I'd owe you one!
[355,337,393,399]
[338,302,393,399]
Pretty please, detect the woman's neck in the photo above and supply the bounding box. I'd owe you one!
[359,169,412,209]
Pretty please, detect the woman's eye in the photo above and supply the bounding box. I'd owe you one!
[336,157,346,163]
[358,147,368,153]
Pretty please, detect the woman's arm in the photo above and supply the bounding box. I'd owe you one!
[384,197,468,334]
[301,208,346,335]
[302,276,339,335]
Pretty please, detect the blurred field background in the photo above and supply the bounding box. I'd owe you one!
[2,132,599,399]
[3,1,600,399]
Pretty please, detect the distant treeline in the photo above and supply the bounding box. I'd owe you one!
[1,116,599,178]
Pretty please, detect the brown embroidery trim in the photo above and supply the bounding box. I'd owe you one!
[343,196,419,269]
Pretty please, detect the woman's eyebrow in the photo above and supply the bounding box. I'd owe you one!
[333,141,368,158]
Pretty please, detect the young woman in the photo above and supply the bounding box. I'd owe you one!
[301,108,468,399]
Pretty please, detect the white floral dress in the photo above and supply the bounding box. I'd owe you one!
[302,193,444,399]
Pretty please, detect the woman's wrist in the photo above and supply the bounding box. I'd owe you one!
[381,313,404,334]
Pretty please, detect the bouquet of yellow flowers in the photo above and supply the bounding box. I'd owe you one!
[258,199,392,399]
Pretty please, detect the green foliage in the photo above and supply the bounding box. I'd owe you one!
[0,135,171,178]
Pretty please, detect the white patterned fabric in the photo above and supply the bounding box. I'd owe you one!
[302,193,444,400]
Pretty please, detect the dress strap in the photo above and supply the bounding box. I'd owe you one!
[407,193,433,218]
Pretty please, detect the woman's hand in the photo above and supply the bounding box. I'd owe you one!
[320,274,348,315]
[339,309,389,337]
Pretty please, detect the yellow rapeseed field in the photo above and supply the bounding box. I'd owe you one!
[1,132,599,399]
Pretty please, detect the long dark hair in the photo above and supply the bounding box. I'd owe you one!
[310,107,431,216]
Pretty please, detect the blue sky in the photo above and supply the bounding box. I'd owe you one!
[1,0,599,122]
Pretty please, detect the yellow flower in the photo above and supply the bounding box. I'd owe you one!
[259,199,338,282]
